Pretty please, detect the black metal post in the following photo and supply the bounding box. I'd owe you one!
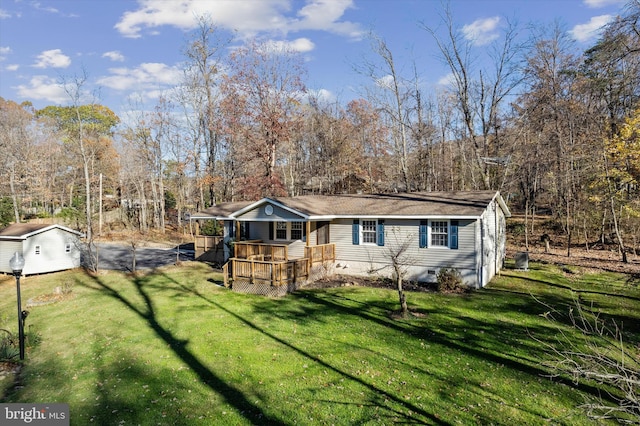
[15,273,24,360]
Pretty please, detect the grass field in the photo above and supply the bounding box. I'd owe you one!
[0,261,638,425]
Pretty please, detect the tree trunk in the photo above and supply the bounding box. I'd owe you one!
[9,164,20,223]
[395,265,408,317]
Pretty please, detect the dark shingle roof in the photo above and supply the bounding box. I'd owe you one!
[0,223,52,237]
[0,223,84,239]
[193,191,508,219]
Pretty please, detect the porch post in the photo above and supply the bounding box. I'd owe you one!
[223,221,232,262]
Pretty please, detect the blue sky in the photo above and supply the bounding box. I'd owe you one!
[0,0,629,116]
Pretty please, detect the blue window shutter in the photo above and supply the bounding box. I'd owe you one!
[377,220,385,246]
[450,220,459,249]
[419,220,428,248]
[352,219,359,245]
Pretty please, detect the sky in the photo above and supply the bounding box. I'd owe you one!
[0,0,630,117]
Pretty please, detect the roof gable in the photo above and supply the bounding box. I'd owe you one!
[233,198,308,221]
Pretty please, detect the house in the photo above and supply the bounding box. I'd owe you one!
[191,191,511,294]
[0,223,84,275]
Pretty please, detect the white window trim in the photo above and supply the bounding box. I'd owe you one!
[428,219,451,249]
[273,221,304,241]
[360,219,378,246]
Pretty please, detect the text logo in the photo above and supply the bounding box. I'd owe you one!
[1,404,69,425]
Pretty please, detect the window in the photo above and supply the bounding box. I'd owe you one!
[352,219,385,246]
[35,245,41,255]
[273,221,304,241]
[65,243,72,253]
[430,221,449,247]
[276,222,287,239]
[362,220,377,244]
[290,222,303,240]
[419,220,459,249]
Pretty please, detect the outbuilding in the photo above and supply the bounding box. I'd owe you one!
[0,223,84,275]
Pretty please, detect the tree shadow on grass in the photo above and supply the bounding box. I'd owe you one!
[280,288,623,417]
[78,270,287,426]
[153,272,449,425]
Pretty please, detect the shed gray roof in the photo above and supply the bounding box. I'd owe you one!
[192,190,510,220]
[0,223,84,240]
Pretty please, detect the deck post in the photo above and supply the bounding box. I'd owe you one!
[271,263,276,286]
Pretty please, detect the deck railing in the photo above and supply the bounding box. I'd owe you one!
[213,241,336,291]
[234,241,288,261]
[305,243,336,265]
[231,258,309,286]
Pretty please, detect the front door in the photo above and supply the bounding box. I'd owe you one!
[316,221,330,245]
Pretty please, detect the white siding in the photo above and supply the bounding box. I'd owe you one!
[0,241,23,274]
[21,228,81,275]
[331,218,481,287]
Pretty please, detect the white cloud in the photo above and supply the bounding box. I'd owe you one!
[570,15,613,42]
[5,64,19,71]
[584,0,624,8]
[303,88,335,104]
[97,62,182,91]
[31,2,60,14]
[15,75,68,104]
[462,16,501,46]
[437,73,456,87]
[0,46,11,61]
[375,74,395,90]
[262,38,315,54]
[115,0,361,39]
[33,49,71,68]
[0,8,11,19]
[103,51,125,62]
[291,0,362,38]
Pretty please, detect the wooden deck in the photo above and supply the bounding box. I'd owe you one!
[221,241,336,294]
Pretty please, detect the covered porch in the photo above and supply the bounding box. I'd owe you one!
[191,197,336,295]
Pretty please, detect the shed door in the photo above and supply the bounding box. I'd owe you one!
[316,221,330,245]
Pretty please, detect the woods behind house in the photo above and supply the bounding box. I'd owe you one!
[0,2,639,260]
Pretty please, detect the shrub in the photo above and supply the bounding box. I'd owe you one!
[436,267,464,292]
[0,329,18,361]
[507,221,526,237]
[199,220,223,236]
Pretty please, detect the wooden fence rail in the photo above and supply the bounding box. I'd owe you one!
[231,258,309,286]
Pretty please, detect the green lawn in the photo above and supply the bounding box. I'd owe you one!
[0,261,638,425]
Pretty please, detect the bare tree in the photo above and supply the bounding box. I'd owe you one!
[355,32,412,191]
[179,15,232,207]
[0,99,35,223]
[536,299,640,424]
[421,6,522,190]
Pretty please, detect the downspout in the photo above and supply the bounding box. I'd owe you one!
[494,202,498,275]
[480,218,485,289]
